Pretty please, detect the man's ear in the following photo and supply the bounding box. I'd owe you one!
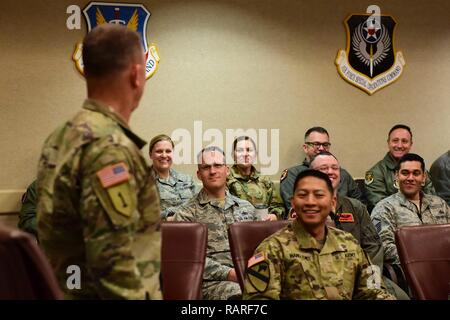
[129,63,143,88]
[302,143,308,154]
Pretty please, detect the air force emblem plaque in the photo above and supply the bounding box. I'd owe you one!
[335,7,405,95]
[72,2,160,79]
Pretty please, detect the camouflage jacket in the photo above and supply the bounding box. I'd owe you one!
[430,150,450,206]
[365,153,436,211]
[243,219,394,300]
[280,159,362,211]
[18,180,38,237]
[37,99,162,300]
[227,165,285,219]
[151,167,198,219]
[371,191,450,265]
[333,195,383,270]
[173,189,256,282]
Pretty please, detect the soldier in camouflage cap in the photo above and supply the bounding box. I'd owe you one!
[227,136,285,220]
[365,124,435,212]
[371,153,450,269]
[148,134,198,219]
[37,24,162,299]
[243,169,395,300]
[173,146,258,300]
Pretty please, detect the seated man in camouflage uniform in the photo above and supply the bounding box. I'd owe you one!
[243,169,395,300]
[173,146,257,300]
[280,126,362,211]
[371,153,450,276]
[365,124,435,212]
[430,150,450,206]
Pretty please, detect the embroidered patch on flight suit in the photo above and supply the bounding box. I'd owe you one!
[96,162,134,218]
[365,171,374,185]
[280,169,288,182]
[246,252,270,292]
[337,213,354,223]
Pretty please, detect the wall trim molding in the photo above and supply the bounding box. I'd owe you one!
[0,190,25,214]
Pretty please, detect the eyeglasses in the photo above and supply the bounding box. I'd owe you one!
[305,142,331,149]
[198,163,226,171]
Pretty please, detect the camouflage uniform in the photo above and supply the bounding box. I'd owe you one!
[371,191,450,266]
[280,159,362,211]
[430,150,450,206]
[227,165,285,219]
[243,219,395,300]
[151,167,198,219]
[365,153,436,211]
[37,99,162,300]
[18,180,38,237]
[173,189,257,300]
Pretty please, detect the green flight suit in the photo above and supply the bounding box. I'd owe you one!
[18,180,38,237]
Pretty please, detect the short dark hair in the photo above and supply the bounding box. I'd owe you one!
[309,151,339,166]
[388,124,413,141]
[293,169,334,195]
[82,24,143,78]
[395,153,425,172]
[197,146,226,165]
[304,127,329,140]
[232,136,257,152]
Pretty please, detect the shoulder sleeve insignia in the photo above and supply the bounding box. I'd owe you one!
[337,213,354,223]
[96,162,130,188]
[280,169,288,182]
[365,171,374,185]
[246,252,270,293]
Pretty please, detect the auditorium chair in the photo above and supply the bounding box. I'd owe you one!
[396,224,450,300]
[161,222,207,300]
[228,220,291,290]
[0,224,63,299]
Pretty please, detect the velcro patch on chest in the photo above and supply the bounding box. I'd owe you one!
[338,213,354,223]
[96,162,130,188]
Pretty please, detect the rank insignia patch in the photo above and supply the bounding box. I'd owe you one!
[335,6,405,95]
[280,169,288,182]
[72,2,160,79]
[365,171,374,185]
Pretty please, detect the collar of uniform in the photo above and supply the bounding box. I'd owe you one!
[292,219,347,253]
[396,191,430,211]
[302,158,310,167]
[82,99,147,149]
[197,188,237,210]
[230,165,259,181]
[151,167,178,186]
[384,152,398,170]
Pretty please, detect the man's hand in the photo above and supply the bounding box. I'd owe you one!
[227,268,238,282]
[264,213,278,221]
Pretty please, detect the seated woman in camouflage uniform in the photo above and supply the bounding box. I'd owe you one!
[227,136,285,220]
[149,134,198,219]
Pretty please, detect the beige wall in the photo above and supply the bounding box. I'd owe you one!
[1,0,449,211]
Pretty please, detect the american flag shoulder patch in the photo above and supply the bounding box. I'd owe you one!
[248,252,266,268]
[96,162,130,188]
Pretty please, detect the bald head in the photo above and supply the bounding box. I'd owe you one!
[82,24,144,79]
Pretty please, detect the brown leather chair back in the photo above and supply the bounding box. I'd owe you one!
[161,222,207,300]
[228,220,291,290]
[396,223,450,300]
[0,224,63,299]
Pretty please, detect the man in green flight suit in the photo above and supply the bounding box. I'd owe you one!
[243,169,395,300]
[36,24,162,299]
[365,124,435,212]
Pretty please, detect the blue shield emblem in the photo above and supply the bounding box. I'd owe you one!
[72,2,160,79]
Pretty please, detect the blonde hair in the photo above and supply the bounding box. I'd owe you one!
[149,134,174,154]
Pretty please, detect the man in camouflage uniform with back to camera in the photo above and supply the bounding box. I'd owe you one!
[365,124,435,211]
[243,169,395,300]
[371,153,450,271]
[173,146,258,300]
[280,126,363,212]
[36,24,162,299]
